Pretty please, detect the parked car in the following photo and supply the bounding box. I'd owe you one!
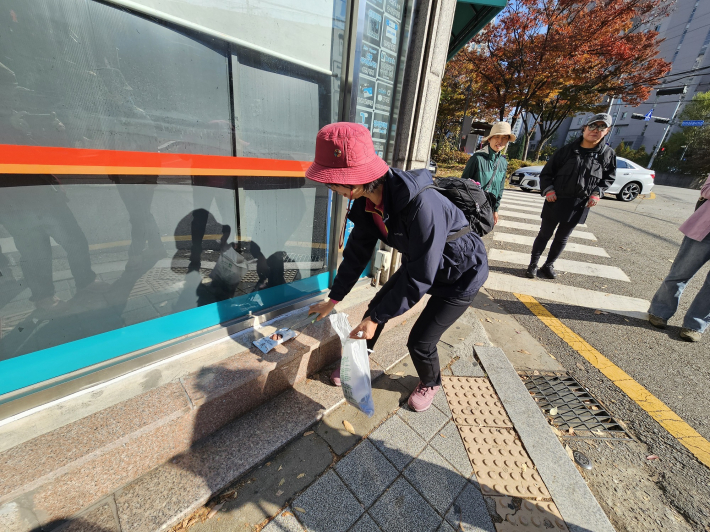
[508,156,654,202]
[427,159,438,176]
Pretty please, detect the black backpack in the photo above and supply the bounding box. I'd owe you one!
[413,178,495,238]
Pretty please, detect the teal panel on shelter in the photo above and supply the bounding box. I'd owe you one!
[0,272,330,398]
[448,0,507,61]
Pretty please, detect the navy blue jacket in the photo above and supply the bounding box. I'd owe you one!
[329,168,489,324]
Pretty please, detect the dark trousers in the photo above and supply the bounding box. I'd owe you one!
[530,218,577,266]
[363,271,475,387]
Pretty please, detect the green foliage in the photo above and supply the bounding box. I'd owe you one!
[538,143,558,160]
[432,138,472,165]
[615,142,650,167]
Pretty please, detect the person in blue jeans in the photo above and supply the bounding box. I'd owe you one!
[648,174,710,342]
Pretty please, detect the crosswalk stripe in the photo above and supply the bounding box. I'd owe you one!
[497,203,543,213]
[484,272,647,318]
[496,220,597,241]
[497,210,587,228]
[504,191,544,200]
[501,197,545,206]
[492,232,609,257]
[489,249,630,281]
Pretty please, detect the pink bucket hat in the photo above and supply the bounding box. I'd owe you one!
[305,122,390,185]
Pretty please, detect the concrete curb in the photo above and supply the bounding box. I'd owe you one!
[475,345,616,532]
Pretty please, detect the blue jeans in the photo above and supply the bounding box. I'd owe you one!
[649,233,710,333]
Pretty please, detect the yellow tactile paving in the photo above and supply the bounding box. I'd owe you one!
[490,497,569,531]
[515,293,710,470]
[442,376,513,428]
[459,426,551,499]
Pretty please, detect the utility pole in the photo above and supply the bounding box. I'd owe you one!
[646,86,687,170]
[459,83,472,151]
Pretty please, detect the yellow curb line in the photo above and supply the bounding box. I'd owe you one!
[514,292,710,469]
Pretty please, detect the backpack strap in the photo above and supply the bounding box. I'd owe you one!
[407,184,472,242]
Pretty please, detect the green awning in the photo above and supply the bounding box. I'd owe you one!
[448,0,507,61]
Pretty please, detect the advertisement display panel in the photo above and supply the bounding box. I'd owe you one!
[350,0,412,163]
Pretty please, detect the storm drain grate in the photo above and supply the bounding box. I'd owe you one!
[520,372,630,438]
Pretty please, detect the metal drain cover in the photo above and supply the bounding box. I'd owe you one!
[520,372,630,438]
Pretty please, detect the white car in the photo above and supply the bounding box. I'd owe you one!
[508,156,655,202]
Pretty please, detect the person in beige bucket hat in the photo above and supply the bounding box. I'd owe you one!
[461,121,515,225]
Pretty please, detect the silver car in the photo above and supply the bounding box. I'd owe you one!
[508,156,655,202]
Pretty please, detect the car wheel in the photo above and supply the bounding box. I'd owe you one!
[617,182,641,202]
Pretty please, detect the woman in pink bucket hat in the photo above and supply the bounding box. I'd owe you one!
[308,123,488,412]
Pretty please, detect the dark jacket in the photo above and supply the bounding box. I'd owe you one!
[329,168,489,324]
[460,145,507,211]
[539,138,616,199]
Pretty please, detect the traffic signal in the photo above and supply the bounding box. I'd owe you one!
[654,117,672,124]
[656,86,687,96]
[631,113,646,120]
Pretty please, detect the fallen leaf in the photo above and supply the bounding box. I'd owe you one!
[549,407,558,416]
[266,462,271,467]
[668,259,673,263]
[624,318,629,322]
[568,427,575,435]
[294,507,306,514]
[458,337,465,340]
[515,330,522,334]
[159,301,167,307]
[475,342,485,346]
[207,503,224,519]
[518,349,532,355]
[395,371,404,376]
[593,429,605,437]
[646,455,659,461]
[402,321,407,325]
[440,433,447,438]
[535,496,544,501]
[278,465,283,471]
[551,426,563,437]
[297,473,305,479]
[576,362,584,371]
[521,463,528,473]
[605,441,614,449]
[565,445,574,461]
[594,310,608,315]
[276,490,284,496]
[343,420,356,434]
[533,370,540,375]
[303,431,314,436]
[485,318,493,323]
[279,478,285,486]
[548,353,557,360]
[591,406,599,411]
[283,512,294,518]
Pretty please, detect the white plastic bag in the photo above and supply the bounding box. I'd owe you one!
[330,313,375,417]
[210,245,246,287]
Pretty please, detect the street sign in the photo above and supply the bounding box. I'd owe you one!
[644,110,653,121]
[681,120,705,127]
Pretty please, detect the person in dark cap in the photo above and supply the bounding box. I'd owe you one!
[306,122,488,412]
[526,113,616,279]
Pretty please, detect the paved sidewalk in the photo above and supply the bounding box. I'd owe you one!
[262,373,566,532]
[186,302,614,532]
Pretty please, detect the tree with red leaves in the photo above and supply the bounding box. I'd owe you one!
[444,0,672,158]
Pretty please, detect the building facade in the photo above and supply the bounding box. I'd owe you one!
[0,0,504,529]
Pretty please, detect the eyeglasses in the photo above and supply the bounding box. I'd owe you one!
[587,124,608,132]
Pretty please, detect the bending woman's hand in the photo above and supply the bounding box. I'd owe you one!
[349,317,378,340]
[309,299,336,321]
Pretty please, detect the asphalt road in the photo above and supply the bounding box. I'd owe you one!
[487,184,710,530]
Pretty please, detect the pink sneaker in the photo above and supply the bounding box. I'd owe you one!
[408,382,440,412]
[330,366,341,387]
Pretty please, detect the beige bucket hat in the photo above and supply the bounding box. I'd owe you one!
[482,121,516,143]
